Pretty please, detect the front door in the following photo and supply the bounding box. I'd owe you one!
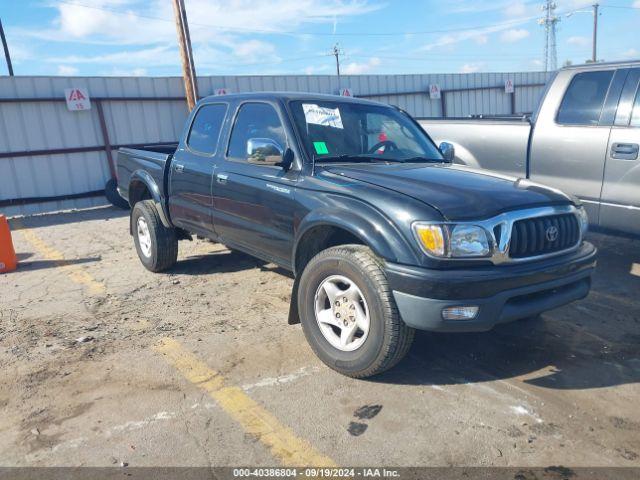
[213,101,299,267]
[529,69,626,225]
[168,102,228,236]
[600,68,640,234]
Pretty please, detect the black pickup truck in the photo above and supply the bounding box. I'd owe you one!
[117,92,596,378]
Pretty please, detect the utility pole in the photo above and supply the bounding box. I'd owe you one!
[171,0,198,110]
[592,3,599,63]
[333,43,341,80]
[0,18,14,76]
[539,1,559,72]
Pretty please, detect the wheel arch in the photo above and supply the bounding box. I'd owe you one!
[292,209,416,276]
[128,170,172,230]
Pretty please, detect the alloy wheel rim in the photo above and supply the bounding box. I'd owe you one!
[314,275,370,352]
[136,217,152,258]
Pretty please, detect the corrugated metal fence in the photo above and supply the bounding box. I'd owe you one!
[0,71,552,217]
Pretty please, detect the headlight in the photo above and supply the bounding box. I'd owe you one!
[413,223,491,258]
[450,225,490,257]
[576,206,589,236]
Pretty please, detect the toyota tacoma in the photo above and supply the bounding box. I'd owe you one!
[117,92,596,378]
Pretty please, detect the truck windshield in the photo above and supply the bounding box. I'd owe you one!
[289,100,444,163]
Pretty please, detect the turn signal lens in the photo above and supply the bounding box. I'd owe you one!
[442,306,479,321]
[414,224,446,257]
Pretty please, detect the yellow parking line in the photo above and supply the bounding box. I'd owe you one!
[16,221,106,295]
[154,338,337,467]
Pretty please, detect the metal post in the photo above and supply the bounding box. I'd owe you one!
[172,0,198,110]
[592,3,599,63]
[510,91,516,115]
[0,19,14,76]
[440,92,446,118]
[95,100,117,180]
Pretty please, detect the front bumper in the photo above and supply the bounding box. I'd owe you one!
[386,242,597,332]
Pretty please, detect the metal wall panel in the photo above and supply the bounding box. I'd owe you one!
[0,71,552,217]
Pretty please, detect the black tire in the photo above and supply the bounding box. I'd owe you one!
[298,244,415,378]
[105,178,130,210]
[131,200,178,272]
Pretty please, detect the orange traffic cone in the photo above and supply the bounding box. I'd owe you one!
[0,215,17,273]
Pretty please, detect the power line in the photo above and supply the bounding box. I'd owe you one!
[54,0,543,38]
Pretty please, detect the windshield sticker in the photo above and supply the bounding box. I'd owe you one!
[303,104,344,129]
[313,141,329,155]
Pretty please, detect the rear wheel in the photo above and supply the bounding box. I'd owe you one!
[298,245,414,378]
[132,200,178,272]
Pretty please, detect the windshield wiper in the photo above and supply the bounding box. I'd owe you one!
[315,154,407,164]
[400,156,445,163]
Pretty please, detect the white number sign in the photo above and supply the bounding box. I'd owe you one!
[64,88,91,111]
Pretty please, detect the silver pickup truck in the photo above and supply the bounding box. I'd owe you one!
[420,60,640,236]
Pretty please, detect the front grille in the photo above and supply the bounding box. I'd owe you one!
[508,213,580,259]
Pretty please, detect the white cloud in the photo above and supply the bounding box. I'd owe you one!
[460,62,485,73]
[530,59,544,68]
[500,29,530,43]
[342,56,381,74]
[101,67,149,76]
[474,35,488,45]
[419,13,538,52]
[505,1,527,17]
[56,65,79,75]
[634,0,640,7]
[622,48,639,59]
[567,36,589,47]
[232,39,277,61]
[48,46,178,66]
[15,0,380,73]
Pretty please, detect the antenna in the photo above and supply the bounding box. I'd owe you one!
[539,1,560,71]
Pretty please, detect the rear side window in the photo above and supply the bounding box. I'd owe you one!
[556,71,614,125]
[187,104,227,154]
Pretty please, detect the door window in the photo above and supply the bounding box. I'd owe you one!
[557,71,614,125]
[631,86,640,127]
[187,104,227,154]
[228,103,286,164]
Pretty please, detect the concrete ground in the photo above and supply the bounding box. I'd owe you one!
[0,206,639,468]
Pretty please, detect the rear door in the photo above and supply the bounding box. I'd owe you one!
[168,102,228,236]
[212,101,300,267]
[599,68,640,234]
[529,68,627,224]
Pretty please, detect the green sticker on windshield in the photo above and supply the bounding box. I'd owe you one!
[313,141,329,155]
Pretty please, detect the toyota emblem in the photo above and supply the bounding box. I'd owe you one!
[546,225,559,242]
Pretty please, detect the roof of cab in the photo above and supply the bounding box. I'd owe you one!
[198,91,384,106]
[561,59,640,70]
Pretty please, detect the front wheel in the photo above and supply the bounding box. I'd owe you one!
[132,200,178,272]
[298,245,414,378]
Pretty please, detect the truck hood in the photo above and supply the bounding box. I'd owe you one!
[322,162,573,221]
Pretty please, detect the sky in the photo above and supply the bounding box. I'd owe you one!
[2,0,639,77]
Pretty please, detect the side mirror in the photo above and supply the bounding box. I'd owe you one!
[439,142,455,163]
[247,138,284,165]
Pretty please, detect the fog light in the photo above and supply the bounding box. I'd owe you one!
[442,306,479,320]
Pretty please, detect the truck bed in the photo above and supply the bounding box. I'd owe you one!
[116,144,178,205]
[418,118,532,178]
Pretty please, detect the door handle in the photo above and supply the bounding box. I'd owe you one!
[216,173,228,184]
[174,163,185,173]
[611,143,639,160]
